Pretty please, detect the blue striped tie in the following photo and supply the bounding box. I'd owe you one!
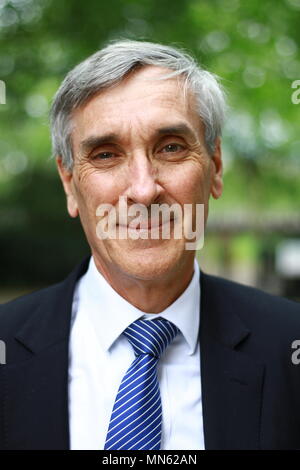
[104,318,179,450]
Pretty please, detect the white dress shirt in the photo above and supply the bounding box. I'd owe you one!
[68,256,205,450]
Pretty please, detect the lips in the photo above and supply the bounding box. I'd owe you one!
[119,217,174,230]
[133,220,162,229]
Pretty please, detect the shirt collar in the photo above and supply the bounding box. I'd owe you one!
[78,256,200,356]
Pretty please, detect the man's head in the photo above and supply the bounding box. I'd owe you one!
[50,40,226,282]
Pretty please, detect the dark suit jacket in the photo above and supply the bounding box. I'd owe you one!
[0,256,300,450]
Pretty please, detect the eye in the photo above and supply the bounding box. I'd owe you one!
[92,151,115,160]
[161,143,185,153]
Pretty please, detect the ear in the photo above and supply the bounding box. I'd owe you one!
[56,157,79,218]
[210,137,223,199]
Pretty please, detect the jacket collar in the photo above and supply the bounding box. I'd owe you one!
[15,255,91,355]
[15,257,252,356]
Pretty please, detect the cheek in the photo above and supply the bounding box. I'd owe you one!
[74,167,124,212]
[164,158,210,203]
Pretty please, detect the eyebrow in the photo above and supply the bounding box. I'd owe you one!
[79,123,197,155]
[80,133,119,155]
[157,123,197,139]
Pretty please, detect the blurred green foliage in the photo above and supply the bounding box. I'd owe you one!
[0,0,299,286]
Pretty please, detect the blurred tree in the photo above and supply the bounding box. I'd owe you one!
[0,0,299,285]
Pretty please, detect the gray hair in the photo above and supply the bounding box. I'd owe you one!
[50,39,227,171]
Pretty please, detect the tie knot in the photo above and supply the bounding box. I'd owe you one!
[123,318,179,358]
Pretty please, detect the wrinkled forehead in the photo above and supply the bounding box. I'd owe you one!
[70,66,200,144]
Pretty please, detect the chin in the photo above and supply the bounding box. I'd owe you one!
[113,243,183,281]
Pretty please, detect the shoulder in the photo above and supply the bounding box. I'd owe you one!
[0,256,90,338]
[0,283,63,335]
[201,271,300,336]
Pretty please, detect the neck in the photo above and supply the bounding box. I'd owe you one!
[92,254,196,313]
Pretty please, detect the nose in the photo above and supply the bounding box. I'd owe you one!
[125,153,162,206]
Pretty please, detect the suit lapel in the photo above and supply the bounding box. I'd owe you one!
[2,256,90,450]
[199,271,265,450]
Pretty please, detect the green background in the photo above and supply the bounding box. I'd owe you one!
[0,0,299,300]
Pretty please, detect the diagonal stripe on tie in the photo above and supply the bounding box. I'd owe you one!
[104,318,179,450]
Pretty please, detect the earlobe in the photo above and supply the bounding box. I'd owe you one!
[56,156,79,218]
[211,177,223,199]
[66,194,79,218]
[210,138,223,200]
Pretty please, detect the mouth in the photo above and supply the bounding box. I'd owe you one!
[118,217,175,230]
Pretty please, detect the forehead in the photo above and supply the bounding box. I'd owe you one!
[71,66,200,141]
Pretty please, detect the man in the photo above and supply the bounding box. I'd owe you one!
[0,40,300,451]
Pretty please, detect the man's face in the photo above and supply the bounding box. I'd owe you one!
[57,66,223,281]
